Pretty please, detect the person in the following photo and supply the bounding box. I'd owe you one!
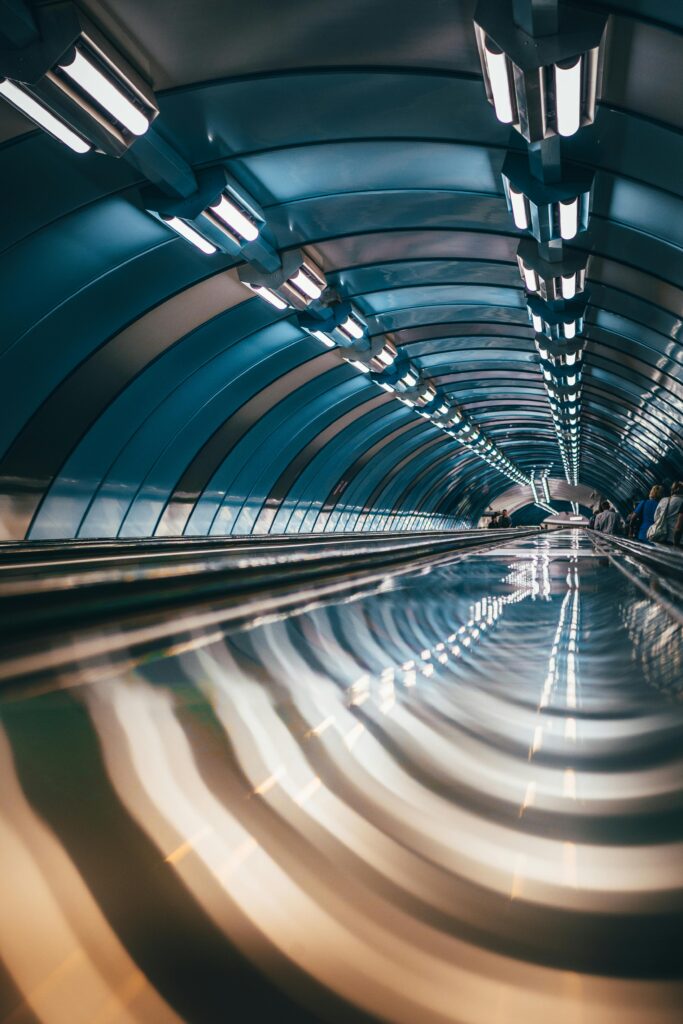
[488,512,499,529]
[593,499,624,535]
[651,482,683,545]
[498,509,511,528]
[631,486,662,542]
[625,498,642,538]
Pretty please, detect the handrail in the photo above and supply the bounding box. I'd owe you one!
[0,527,540,637]
[589,532,683,619]
[0,526,541,687]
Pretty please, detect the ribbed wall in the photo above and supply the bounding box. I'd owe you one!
[0,0,681,540]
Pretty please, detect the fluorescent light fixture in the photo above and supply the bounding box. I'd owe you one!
[559,197,578,240]
[247,283,288,310]
[532,313,543,334]
[289,268,323,301]
[561,273,577,300]
[509,186,529,230]
[311,330,335,348]
[347,359,370,373]
[379,381,395,393]
[340,315,364,340]
[563,320,576,340]
[163,216,217,254]
[484,40,515,124]
[0,79,90,153]
[555,57,582,138]
[400,369,419,387]
[521,261,538,292]
[208,194,259,242]
[567,374,577,387]
[59,48,150,137]
[539,346,549,361]
[565,351,577,367]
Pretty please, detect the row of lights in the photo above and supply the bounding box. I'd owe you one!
[474,0,607,488]
[0,1,533,492]
[239,251,530,486]
[530,472,556,517]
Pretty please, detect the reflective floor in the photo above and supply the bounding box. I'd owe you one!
[1,530,682,1023]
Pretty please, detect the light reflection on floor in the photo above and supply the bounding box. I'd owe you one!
[1,530,682,1023]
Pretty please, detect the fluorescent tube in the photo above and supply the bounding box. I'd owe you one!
[484,40,515,124]
[561,273,576,299]
[290,269,323,300]
[59,48,150,136]
[564,320,576,339]
[509,186,529,230]
[531,313,543,334]
[248,284,288,310]
[209,194,259,242]
[521,261,538,292]
[312,330,335,348]
[340,315,364,339]
[0,79,90,153]
[559,197,578,240]
[555,57,582,138]
[377,348,395,367]
[164,216,217,254]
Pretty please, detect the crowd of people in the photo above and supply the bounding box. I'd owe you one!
[590,481,683,547]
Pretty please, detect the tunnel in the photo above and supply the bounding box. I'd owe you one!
[0,1,682,1022]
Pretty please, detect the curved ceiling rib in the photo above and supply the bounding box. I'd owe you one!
[0,0,680,541]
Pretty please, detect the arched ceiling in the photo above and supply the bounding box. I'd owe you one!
[0,0,681,540]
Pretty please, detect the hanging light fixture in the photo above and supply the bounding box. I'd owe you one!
[516,240,588,302]
[527,293,587,342]
[473,1,607,144]
[0,5,159,156]
[145,167,279,268]
[502,153,593,245]
[240,249,327,310]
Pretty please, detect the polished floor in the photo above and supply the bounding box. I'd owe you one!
[1,530,682,1023]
